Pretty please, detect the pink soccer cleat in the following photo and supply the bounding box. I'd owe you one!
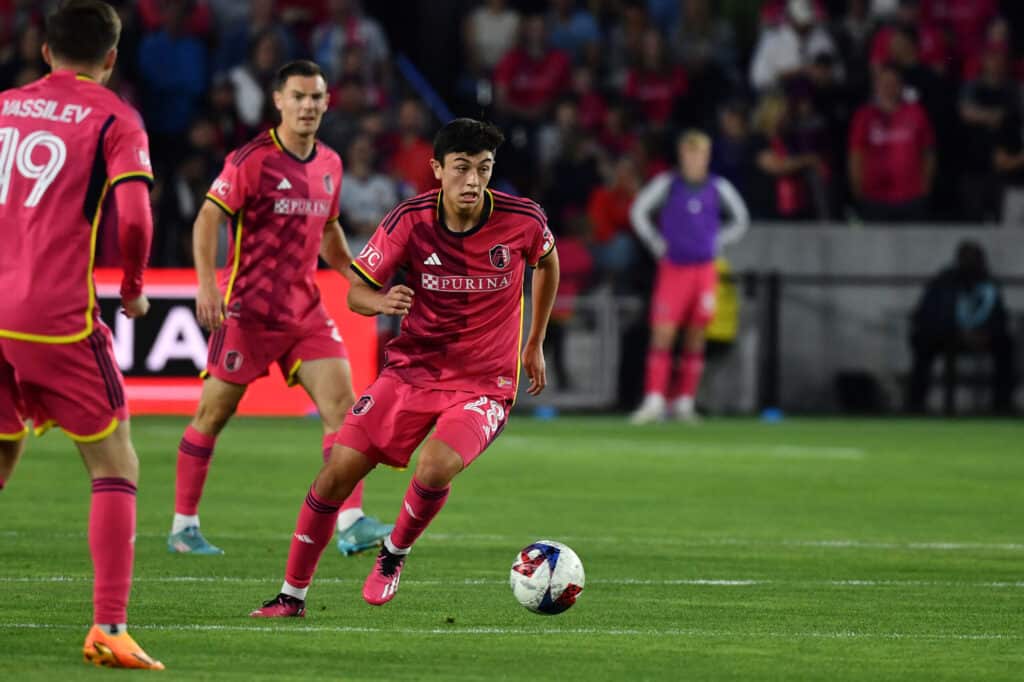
[249,593,306,618]
[363,546,406,605]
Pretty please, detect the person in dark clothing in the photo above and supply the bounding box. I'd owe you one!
[908,241,1017,414]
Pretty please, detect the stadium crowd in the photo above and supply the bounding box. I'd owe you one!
[2,0,1022,284]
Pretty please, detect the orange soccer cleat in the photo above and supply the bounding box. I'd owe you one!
[82,625,165,670]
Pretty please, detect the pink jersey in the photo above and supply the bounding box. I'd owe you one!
[205,128,343,329]
[0,70,153,342]
[351,189,555,400]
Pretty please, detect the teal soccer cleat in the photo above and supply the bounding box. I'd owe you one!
[337,515,394,556]
[167,526,224,555]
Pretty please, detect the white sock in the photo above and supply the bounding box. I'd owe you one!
[97,623,127,635]
[280,581,308,600]
[172,514,199,534]
[674,396,695,414]
[384,536,410,555]
[335,508,363,532]
[644,393,666,407]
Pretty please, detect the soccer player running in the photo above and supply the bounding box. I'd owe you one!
[629,130,749,424]
[251,118,560,616]
[0,0,163,669]
[167,60,393,556]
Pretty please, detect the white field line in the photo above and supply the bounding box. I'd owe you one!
[3,530,1020,552]
[1,575,1021,589]
[498,436,866,460]
[2,622,1018,641]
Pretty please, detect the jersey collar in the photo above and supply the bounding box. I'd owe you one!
[436,189,494,238]
[270,127,318,164]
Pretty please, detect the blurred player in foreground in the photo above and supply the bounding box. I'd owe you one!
[0,0,163,669]
[251,118,560,616]
[630,130,749,424]
[167,60,392,557]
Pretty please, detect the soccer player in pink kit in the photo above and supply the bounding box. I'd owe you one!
[629,130,749,424]
[0,0,163,669]
[251,118,560,616]
[167,60,392,556]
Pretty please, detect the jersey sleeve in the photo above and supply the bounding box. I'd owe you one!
[104,115,154,187]
[328,155,343,223]
[350,213,410,289]
[205,152,249,217]
[526,205,555,266]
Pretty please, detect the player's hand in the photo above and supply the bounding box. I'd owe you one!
[521,339,547,396]
[378,285,414,316]
[121,294,150,319]
[196,283,226,330]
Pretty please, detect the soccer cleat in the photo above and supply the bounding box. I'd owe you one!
[249,593,306,618]
[629,394,666,425]
[337,515,394,556]
[671,397,702,424]
[82,625,165,670]
[363,545,406,605]
[167,526,224,555]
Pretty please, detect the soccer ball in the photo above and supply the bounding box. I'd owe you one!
[509,540,585,615]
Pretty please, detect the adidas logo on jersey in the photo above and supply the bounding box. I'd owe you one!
[423,253,442,266]
[277,177,293,190]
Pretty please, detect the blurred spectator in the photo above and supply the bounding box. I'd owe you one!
[206,76,251,153]
[228,30,283,129]
[750,0,841,92]
[920,0,998,64]
[545,210,595,391]
[339,133,401,244]
[138,0,213,37]
[214,0,299,75]
[311,0,389,84]
[537,97,580,171]
[848,63,935,221]
[546,0,601,66]
[993,112,1024,225]
[958,44,1018,221]
[493,13,572,124]
[138,0,209,170]
[670,0,739,81]
[598,99,639,157]
[908,241,1016,414]
[463,0,520,75]
[571,65,608,134]
[542,113,605,228]
[386,99,438,195]
[870,0,950,75]
[586,156,641,291]
[711,100,753,195]
[319,76,367,160]
[604,1,650,91]
[0,18,43,90]
[747,92,821,219]
[623,28,688,129]
[759,0,828,27]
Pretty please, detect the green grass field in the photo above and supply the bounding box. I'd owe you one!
[1,415,1022,680]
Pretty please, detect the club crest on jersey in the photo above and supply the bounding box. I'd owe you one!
[489,244,511,270]
[352,395,374,415]
[224,351,244,372]
[324,174,333,194]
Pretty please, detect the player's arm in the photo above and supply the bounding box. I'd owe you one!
[522,248,560,397]
[320,219,353,273]
[346,276,414,317]
[193,200,227,330]
[629,173,671,258]
[114,180,153,318]
[714,176,750,248]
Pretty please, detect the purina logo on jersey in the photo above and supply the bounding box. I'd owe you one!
[421,273,512,292]
[352,395,374,415]
[273,198,331,216]
[323,174,334,194]
[489,244,511,270]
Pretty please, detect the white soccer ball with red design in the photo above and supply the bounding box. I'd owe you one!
[509,540,585,614]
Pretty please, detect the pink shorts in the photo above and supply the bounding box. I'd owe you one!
[0,323,128,442]
[335,371,512,469]
[204,317,348,386]
[650,260,717,328]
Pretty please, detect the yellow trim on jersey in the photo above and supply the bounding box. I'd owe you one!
[0,424,29,441]
[64,417,119,443]
[0,178,111,344]
[199,369,209,380]
[485,189,495,220]
[285,359,303,387]
[512,293,525,406]
[205,193,236,217]
[110,171,154,187]
[33,419,57,437]
[223,210,245,306]
[351,261,383,288]
[269,128,284,151]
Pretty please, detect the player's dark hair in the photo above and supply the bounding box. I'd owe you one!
[45,0,121,65]
[273,60,325,91]
[432,118,505,163]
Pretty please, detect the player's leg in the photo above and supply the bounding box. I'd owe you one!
[669,262,717,422]
[168,375,246,554]
[632,262,685,424]
[0,438,25,492]
[293,356,393,554]
[0,348,28,490]
[76,421,163,670]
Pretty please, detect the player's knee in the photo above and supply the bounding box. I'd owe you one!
[193,400,236,434]
[415,447,463,488]
[321,391,355,432]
